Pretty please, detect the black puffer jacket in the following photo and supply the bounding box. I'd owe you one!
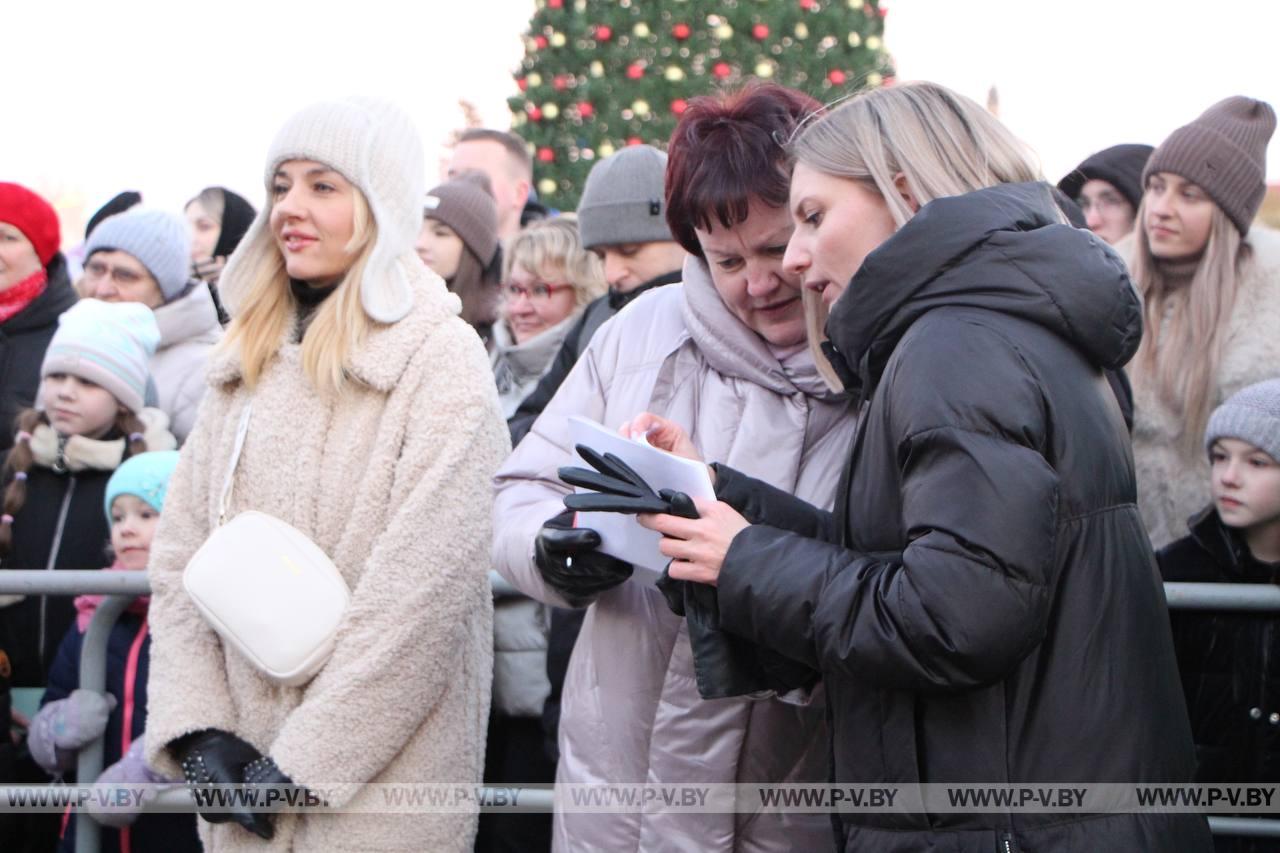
[712,183,1210,852]
[0,257,78,453]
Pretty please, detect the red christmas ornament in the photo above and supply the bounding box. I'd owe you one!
[537,147,555,163]
[595,25,613,41]
[672,23,691,40]
[883,75,897,87]
[553,74,570,91]
[627,136,643,147]
[548,0,563,7]
[671,99,689,116]
[626,63,645,79]
[799,0,815,8]
[529,106,544,121]
[827,69,847,85]
[517,77,528,92]
[712,62,732,79]
[578,101,595,118]
[533,35,548,49]
[879,5,889,16]
[752,23,770,40]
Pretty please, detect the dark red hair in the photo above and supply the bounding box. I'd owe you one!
[664,83,823,258]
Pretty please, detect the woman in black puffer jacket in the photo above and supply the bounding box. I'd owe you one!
[620,82,1211,853]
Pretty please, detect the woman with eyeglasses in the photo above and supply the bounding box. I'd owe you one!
[80,208,222,445]
[490,217,604,419]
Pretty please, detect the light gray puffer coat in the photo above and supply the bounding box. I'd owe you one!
[492,256,858,853]
[151,281,222,443]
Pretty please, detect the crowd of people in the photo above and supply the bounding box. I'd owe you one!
[0,78,1276,853]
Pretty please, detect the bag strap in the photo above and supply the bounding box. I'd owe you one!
[218,401,254,526]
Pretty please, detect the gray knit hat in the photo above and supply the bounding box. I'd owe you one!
[576,145,673,250]
[85,209,192,303]
[1205,378,1280,462]
[1144,96,1276,236]
[425,173,499,267]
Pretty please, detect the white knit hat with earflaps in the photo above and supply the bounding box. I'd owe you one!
[219,96,427,324]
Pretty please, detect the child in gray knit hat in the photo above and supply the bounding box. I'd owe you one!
[1157,378,1280,789]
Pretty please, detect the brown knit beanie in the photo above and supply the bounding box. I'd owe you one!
[1143,95,1276,236]
[424,172,499,267]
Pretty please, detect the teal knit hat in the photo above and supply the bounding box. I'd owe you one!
[104,451,181,520]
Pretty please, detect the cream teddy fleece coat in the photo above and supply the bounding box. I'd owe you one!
[1124,226,1280,548]
[144,270,510,852]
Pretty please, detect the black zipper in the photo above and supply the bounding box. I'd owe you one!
[38,475,77,673]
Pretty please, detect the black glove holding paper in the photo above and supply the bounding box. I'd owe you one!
[535,510,634,607]
[559,445,701,519]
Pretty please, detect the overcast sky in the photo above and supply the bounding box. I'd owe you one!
[4,0,1276,244]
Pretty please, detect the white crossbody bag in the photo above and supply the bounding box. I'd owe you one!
[183,402,351,687]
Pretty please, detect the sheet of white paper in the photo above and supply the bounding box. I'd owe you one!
[566,415,716,579]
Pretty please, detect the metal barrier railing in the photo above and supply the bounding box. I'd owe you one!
[0,572,1276,850]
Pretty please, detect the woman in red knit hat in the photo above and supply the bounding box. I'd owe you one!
[0,183,79,454]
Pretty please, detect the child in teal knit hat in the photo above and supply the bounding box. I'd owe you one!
[28,450,200,853]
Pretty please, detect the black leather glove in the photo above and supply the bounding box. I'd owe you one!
[535,510,633,606]
[171,729,276,840]
[560,445,701,518]
[243,755,300,817]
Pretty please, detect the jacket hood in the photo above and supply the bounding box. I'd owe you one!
[824,182,1143,396]
[153,280,223,349]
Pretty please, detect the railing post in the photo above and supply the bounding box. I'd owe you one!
[74,594,132,853]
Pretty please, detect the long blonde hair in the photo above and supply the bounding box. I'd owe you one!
[1129,202,1250,454]
[218,191,377,395]
[792,81,1043,389]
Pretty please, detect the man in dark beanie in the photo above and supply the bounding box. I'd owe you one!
[1058,144,1153,245]
[508,145,685,444]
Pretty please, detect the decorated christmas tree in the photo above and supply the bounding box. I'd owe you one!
[509,0,895,210]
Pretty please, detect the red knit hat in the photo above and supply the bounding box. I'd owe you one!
[0,183,61,266]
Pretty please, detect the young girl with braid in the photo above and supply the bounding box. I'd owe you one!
[0,299,175,690]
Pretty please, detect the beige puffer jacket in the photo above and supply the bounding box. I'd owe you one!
[492,256,858,853]
[145,268,510,852]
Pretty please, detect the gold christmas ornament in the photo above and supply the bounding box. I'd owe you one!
[866,35,881,50]
[589,61,605,77]
[600,141,616,157]
[538,178,558,196]
[633,22,651,38]
[528,72,543,86]
[847,32,862,47]
[632,99,651,116]
[551,32,567,47]
[665,66,686,81]
[755,61,775,78]
[716,24,734,39]
[544,103,560,119]
[794,23,809,39]
[867,72,883,86]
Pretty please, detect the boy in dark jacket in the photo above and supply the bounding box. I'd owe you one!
[1159,378,1280,852]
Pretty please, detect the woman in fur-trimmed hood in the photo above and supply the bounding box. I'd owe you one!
[143,96,510,852]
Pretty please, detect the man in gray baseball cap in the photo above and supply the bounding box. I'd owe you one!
[508,144,685,443]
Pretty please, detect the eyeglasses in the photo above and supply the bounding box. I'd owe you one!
[84,260,148,286]
[503,281,573,302]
